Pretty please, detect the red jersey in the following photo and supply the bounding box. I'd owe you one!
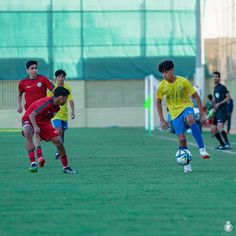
[22,97,60,124]
[18,75,54,110]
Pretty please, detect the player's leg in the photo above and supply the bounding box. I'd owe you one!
[22,124,37,172]
[33,133,45,167]
[51,137,76,174]
[51,119,63,159]
[185,109,210,159]
[212,116,225,149]
[217,121,231,149]
[172,114,192,172]
[40,124,76,174]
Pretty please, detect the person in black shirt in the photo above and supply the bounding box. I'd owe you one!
[211,71,232,149]
[226,98,234,134]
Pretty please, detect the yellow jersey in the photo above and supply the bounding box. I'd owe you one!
[157,76,196,120]
[48,83,73,122]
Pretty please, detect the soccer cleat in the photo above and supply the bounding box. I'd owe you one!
[224,143,232,149]
[55,153,60,160]
[29,162,38,173]
[63,166,77,174]
[38,157,46,167]
[215,145,227,150]
[184,163,192,173]
[199,148,210,159]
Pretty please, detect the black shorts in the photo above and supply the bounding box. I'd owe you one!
[213,112,228,125]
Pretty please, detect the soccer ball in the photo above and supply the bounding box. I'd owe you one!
[175,149,192,165]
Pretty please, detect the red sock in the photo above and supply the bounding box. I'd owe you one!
[61,155,68,168]
[28,149,36,164]
[36,146,43,158]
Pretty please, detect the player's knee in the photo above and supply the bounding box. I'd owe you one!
[186,117,195,126]
[52,137,63,147]
[23,128,33,138]
[178,134,186,143]
[57,129,62,136]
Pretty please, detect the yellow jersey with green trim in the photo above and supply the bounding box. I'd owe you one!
[157,76,196,120]
[47,83,73,122]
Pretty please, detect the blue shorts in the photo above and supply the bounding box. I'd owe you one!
[51,119,68,130]
[172,107,194,135]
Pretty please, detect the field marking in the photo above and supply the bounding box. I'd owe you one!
[0,129,21,133]
[151,131,236,156]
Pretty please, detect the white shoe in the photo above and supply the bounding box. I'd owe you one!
[199,148,210,159]
[184,163,192,173]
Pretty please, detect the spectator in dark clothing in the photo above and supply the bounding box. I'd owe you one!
[226,98,234,134]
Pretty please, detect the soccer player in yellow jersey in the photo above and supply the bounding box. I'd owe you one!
[48,69,75,159]
[156,60,210,173]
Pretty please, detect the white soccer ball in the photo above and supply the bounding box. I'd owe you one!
[175,149,192,165]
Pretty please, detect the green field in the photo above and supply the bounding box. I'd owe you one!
[0,128,235,236]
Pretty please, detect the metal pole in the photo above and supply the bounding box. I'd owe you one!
[80,0,84,80]
[47,0,53,80]
[195,0,205,99]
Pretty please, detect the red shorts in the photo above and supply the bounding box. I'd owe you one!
[22,120,59,141]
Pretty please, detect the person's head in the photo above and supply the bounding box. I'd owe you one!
[55,69,66,85]
[26,60,38,78]
[158,60,174,80]
[208,94,213,101]
[53,86,70,106]
[212,71,221,85]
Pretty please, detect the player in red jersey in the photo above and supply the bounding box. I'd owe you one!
[22,86,76,174]
[17,60,54,112]
[17,60,54,162]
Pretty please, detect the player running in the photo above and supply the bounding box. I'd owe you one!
[22,86,76,174]
[156,60,210,173]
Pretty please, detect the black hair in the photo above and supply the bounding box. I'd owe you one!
[54,86,70,97]
[208,94,213,100]
[212,71,221,77]
[158,60,174,73]
[55,69,67,77]
[26,60,37,69]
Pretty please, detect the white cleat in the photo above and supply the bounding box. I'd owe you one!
[184,163,192,173]
[199,148,210,159]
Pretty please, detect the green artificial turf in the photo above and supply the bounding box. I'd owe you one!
[0,128,235,236]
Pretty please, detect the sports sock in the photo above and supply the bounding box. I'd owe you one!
[61,155,68,168]
[28,149,36,164]
[220,130,229,144]
[190,123,204,148]
[214,132,225,146]
[36,146,43,158]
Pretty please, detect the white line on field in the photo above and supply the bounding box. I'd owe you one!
[150,131,236,156]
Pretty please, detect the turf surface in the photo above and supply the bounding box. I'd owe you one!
[0,128,236,236]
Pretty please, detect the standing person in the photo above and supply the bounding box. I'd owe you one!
[17,60,54,112]
[17,60,54,161]
[156,60,210,173]
[48,69,75,159]
[211,71,231,149]
[226,98,234,134]
[22,86,76,174]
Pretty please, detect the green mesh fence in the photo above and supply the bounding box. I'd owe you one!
[0,0,197,80]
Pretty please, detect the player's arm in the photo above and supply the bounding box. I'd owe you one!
[156,98,168,129]
[44,76,55,91]
[17,93,23,113]
[214,92,231,110]
[69,100,75,119]
[29,111,40,134]
[17,82,24,113]
[191,92,206,123]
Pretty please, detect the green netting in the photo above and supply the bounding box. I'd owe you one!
[0,0,197,80]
